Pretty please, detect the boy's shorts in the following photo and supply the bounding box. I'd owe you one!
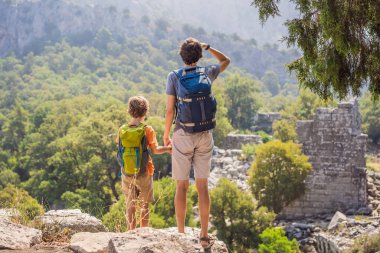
[172,128,214,180]
[122,173,154,204]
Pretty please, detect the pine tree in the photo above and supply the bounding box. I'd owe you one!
[252,0,380,100]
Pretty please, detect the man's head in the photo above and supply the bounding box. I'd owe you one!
[179,37,202,65]
[128,96,149,119]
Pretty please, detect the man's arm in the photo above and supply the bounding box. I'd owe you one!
[201,43,230,73]
[163,95,176,146]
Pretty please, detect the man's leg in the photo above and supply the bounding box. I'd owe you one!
[175,179,189,233]
[195,178,210,238]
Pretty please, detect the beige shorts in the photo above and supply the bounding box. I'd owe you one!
[172,128,214,180]
[121,173,154,204]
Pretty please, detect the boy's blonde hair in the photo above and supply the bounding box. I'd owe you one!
[128,96,149,118]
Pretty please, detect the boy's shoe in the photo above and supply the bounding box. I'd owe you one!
[199,235,215,250]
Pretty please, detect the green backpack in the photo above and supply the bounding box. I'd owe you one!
[116,123,150,176]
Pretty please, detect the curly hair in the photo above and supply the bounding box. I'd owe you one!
[128,96,149,118]
[179,37,202,65]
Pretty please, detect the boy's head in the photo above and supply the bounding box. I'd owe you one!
[179,37,202,65]
[128,96,149,118]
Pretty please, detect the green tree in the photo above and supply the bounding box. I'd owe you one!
[272,119,297,142]
[259,227,300,253]
[213,80,234,147]
[225,73,261,129]
[360,92,380,144]
[0,185,44,224]
[261,71,280,96]
[248,140,312,213]
[210,178,275,252]
[252,0,380,99]
[281,88,335,120]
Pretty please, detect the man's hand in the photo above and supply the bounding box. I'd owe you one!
[163,136,172,147]
[200,42,209,50]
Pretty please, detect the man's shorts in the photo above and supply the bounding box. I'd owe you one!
[121,173,154,205]
[172,128,214,180]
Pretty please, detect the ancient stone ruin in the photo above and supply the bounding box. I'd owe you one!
[281,101,368,219]
[252,112,282,133]
[223,133,262,149]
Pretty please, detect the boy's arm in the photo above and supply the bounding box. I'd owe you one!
[163,95,176,146]
[200,43,230,73]
[150,145,172,155]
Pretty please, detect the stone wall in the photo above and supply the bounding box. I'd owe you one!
[223,134,262,149]
[252,112,282,133]
[281,101,368,219]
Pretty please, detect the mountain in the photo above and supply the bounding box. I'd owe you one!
[0,0,298,57]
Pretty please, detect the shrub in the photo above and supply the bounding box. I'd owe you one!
[242,143,259,160]
[255,131,272,143]
[0,185,44,224]
[345,233,380,253]
[272,119,297,142]
[210,178,276,252]
[259,227,301,253]
[248,140,312,213]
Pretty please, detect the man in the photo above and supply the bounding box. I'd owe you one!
[163,37,230,249]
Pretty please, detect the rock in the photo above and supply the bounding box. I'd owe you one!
[0,219,42,250]
[356,207,372,215]
[328,211,347,230]
[39,209,106,234]
[108,227,228,253]
[0,208,20,220]
[70,232,122,253]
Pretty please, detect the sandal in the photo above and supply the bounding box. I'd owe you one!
[199,235,215,250]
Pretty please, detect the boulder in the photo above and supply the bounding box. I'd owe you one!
[328,211,347,231]
[0,219,42,250]
[0,208,20,220]
[109,227,228,253]
[39,209,106,234]
[70,232,122,253]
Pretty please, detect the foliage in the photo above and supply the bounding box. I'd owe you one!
[242,143,259,160]
[255,131,272,143]
[252,0,380,99]
[102,194,127,232]
[360,92,380,144]
[212,80,234,147]
[261,71,280,96]
[0,185,44,224]
[272,119,297,142]
[248,140,313,213]
[258,227,301,253]
[224,73,262,129]
[345,233,380,253]
[210,178,276,252]
[281,88,336,120]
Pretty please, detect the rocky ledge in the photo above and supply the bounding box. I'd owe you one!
[0,209,228,253]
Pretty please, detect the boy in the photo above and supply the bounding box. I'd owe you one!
[116,96,171,230]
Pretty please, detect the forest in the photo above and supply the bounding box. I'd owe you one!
[1,1,380,252]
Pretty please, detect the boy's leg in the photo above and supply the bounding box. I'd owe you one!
[175,179,189,233]
[122,175,138,231]
[138,174,154,228]
[195,178,210,238]
[140,201,149,227]
[126,200,137,230]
